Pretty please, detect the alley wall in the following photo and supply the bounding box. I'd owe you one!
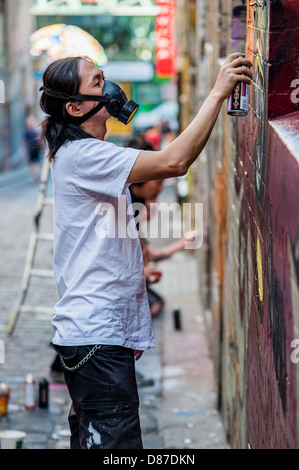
[184,0,299,448]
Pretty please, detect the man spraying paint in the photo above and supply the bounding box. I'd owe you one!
[39,54,252,449]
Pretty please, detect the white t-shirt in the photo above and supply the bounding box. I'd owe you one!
[51,138,155,350]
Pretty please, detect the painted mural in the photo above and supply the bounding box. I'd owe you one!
[243,0,298,448]
[199,0,299,448]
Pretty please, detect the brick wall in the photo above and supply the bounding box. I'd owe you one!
[192,0,299,448]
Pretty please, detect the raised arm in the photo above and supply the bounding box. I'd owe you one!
[127,53,252,184]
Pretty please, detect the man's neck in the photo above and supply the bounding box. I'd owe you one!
[81,122,107,141]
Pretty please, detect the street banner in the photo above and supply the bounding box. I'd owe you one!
[155,0,176,78]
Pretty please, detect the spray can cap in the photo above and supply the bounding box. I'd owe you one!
[25,373,35,383]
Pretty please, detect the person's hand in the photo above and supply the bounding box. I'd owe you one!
[134,350,143,361]
[212,53,253,101]
[182,230,196,247]
[144,263,162,284]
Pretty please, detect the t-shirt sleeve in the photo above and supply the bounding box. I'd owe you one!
[75,139,141,198]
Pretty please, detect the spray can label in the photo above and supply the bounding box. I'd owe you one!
[227,81,249,116]
[0,384,10,415]
[24,382,36,409]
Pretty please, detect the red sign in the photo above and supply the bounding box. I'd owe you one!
[81,0,104,4]
[155,0,176,78]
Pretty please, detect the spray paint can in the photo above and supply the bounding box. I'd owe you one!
[147,262,162,283]
[173,307,182,330]
[149,271,162,282]
[0,383,10,415]
[38,378,49,409]
[227,56,249,116]
[24,374,36,409]
[227,80,249,116]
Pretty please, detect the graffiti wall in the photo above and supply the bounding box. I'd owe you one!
[198,0,299,448]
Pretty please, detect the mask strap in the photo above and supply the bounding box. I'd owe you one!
[40,86,109,124]
[39,86,109,103]
[73,101,106,125]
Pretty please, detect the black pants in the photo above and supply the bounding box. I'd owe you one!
[51,344,143,449]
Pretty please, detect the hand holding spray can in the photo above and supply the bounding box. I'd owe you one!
[227,56,249,116]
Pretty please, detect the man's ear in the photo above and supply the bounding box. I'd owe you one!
[65,101,83,118]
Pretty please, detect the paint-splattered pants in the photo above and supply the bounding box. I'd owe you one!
[51,344,143,449]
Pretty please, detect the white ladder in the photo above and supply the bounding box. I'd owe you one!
[7,159,55,335]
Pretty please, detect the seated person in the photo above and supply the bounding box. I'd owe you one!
[125,135,195,316]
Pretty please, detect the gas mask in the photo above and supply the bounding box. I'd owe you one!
[40,80,139,125]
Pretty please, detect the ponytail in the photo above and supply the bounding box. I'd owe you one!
[40,116,92,162]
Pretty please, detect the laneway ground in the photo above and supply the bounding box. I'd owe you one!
[146,254,228,449]
[0,174,71,449]
[139,183,228,449]
[0,171,228,450]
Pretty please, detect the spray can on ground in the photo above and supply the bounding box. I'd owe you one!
[24,374,36,409]
[227,56,249,116]
[173,307,182,330]
[0,383,10,415]
[38,378,49,409]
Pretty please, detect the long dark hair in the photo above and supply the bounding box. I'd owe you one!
[40,57,93,161]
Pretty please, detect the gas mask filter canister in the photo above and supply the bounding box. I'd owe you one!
[103,80,139,125]
[39,79,139,125]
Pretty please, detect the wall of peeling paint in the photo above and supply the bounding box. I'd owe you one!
[192,0,299,448]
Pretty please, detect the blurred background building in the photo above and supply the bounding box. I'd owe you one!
[0,0,35,171]
[0,0,298,449]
